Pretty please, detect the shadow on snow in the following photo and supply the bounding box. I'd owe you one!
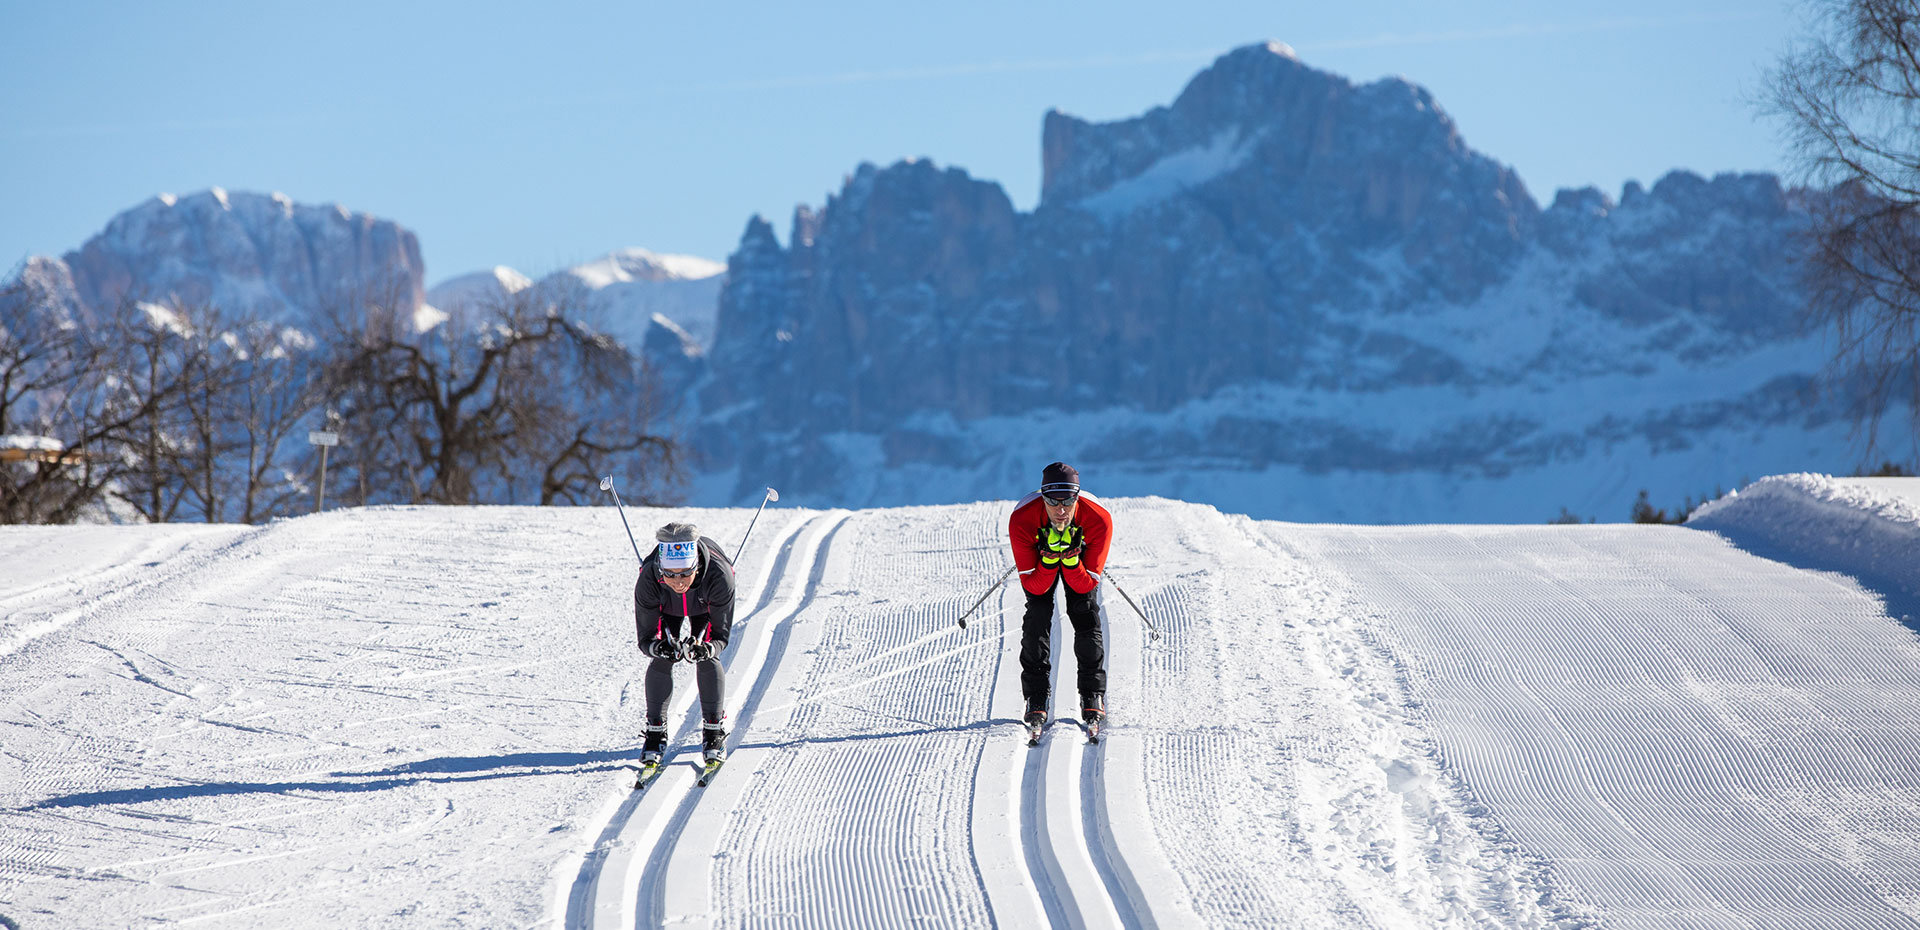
[28,748,647,809]
[28,719,1064,810]
[1701,523,1920,637]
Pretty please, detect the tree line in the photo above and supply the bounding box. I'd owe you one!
[0,272,679,525]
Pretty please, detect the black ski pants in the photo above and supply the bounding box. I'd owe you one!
[1020,576,1106,709]
[644,614,726,729]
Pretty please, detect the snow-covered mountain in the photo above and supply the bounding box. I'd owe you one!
[687,42,1908,520]
[425,248,725,363]
[3,479,1917,926]
[23,188,425,325]
[10,41,1912,522]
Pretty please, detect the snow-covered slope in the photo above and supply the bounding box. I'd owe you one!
[4,487,1919,928]
[423,265,534,311]
[1688,473,1920,619]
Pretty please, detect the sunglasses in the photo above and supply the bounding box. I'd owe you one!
[660,567,697,579]
[1043,492,1078,507]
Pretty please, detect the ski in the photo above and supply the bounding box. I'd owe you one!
[632,761,664,791]
[1026,719,1046,747]
[1083,718,1103,744]
[695,758,726,786]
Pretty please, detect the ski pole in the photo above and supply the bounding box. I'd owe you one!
[1104,572,1162,641]
[598,474,645,565]
[733,487,780,564]
[957,566,1016,629]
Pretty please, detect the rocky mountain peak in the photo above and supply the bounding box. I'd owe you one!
[681,42,1850,515]
[54,188,424,323]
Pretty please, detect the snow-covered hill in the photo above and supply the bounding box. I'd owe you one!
[3,479,1918,927]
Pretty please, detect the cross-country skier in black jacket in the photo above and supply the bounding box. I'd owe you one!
[635,522,735,764]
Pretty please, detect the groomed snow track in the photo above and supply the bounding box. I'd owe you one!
[565,505,1174,929]
[5,494,1920,928]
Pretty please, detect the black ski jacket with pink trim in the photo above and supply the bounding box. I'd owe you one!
[634,536,736,649]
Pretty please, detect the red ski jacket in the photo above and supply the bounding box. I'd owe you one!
[1008,491,1112,596]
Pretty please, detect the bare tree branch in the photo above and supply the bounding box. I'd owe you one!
[1766,0,1920,460]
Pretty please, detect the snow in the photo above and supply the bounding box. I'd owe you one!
[1075,128,1260,220]
[779,361,1880,524]
[0,435,64,452]
[137,301,193,337]
[563,248,723,289]
[1688,473,1920,617]
[429,250,727,351]
[412,302,450,333]
[3,482,1919,927]
[423,266,534,314]
[552,249,726,351]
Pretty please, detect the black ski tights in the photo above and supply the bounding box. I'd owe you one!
[644,656,726,728]
[1020,580,1106,708]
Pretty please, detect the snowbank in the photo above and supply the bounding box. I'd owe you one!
[1688,473,1920,616]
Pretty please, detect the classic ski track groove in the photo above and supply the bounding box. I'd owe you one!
[1018,589,1131,929]
[563,510,824,930]
[647,513,851,927]
[705,506,1000,929]
[564,511,847,930]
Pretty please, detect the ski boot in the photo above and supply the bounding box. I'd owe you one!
[640,726,668,767]
[1023,697,1048,747]
[696,724,728,786]
[701,724,727,764]
[634,726,670,790]
[1081,693,1106,743]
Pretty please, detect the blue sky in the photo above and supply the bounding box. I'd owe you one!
[3,1,1798,285]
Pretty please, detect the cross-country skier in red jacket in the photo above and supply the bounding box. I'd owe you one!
[1008,461,1112,731]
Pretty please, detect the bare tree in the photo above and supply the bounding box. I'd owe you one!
[325,281,682,506]
[517,319,681,506]
[0,280,210,524]
[225,317,327,522]
[105,301,205,523]
[1767,0,1920,457]
[0,273,109,522]
[146,299,328,524]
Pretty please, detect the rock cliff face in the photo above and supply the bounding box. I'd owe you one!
[690,42,1881,521]
[45,188,424,322]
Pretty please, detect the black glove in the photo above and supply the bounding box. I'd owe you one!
[647,638,681,661]
[686,640,722,662]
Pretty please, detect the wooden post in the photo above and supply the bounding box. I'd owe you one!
[308,430,339,514]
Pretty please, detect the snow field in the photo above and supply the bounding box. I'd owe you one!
[1293,522,1920,929]
[4,487,1920,928]
[573,497,1587,929]
[0,504,801,928]
[0,524,251,659]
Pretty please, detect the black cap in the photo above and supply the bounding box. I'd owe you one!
[1040,461,1079,495]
